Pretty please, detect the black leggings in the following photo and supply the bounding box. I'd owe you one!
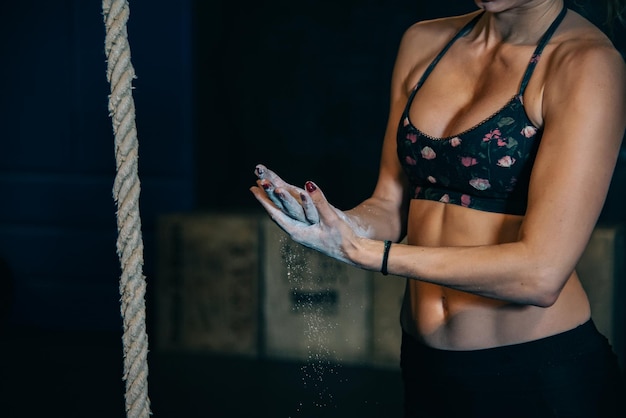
[401,320,625,417]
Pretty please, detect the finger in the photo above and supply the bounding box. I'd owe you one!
[250,186,309,235]
[274,186,308,223]
[257,180,309,223]
[256,164,306,195]
[255,164,279,182]
[258,179,286,211]
[304,181,338,225]
[254,164,268,179]
[300,192,320,224]
[250,184,280,211]
[256,164,310,215]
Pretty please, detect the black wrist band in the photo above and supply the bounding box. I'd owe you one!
[381,240,392,276]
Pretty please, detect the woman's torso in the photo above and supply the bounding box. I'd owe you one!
[401,202,591,350]
[398,9,597,350]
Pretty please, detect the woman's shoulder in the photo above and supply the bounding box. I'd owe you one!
[400,12,481,49]
[540,11,626,132]
[393,12,481,91]
[551,10,623,65]
[545,10,625,91]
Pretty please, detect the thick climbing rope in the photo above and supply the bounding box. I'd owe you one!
[102,1,151,417]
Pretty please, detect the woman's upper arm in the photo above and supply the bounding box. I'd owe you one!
[519,41,626,283]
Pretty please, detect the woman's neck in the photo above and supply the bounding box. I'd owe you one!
[476,0,564,46]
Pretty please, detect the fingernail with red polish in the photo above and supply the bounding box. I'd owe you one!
[262,182,271,190]
[305,181,316,193]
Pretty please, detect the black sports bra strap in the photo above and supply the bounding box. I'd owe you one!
[518,5,568,95]
[412,12,484,93]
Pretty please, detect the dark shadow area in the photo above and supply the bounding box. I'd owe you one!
[193,0,477,212]
[0,331,402,418]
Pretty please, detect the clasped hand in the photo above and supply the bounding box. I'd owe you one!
[249,164,361,265]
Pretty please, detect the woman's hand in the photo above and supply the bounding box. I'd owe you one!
[249,164,363,265]
[252,164,319,224]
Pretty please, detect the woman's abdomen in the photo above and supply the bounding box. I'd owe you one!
[401,200,591,350]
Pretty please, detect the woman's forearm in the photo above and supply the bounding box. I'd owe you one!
[344,195,408,242]
[349,238,569,307]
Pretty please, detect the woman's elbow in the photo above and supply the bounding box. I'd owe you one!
[522,265,571,308]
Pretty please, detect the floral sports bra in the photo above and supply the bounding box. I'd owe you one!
[396,6,567,216]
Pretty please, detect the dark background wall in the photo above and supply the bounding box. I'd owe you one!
[193,0,481,213]
[0,0,194,332]
[0,0,624,335]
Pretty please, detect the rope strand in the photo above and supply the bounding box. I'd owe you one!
[102,1,151,417]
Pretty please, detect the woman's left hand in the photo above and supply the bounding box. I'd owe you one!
[250,164,361,265]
